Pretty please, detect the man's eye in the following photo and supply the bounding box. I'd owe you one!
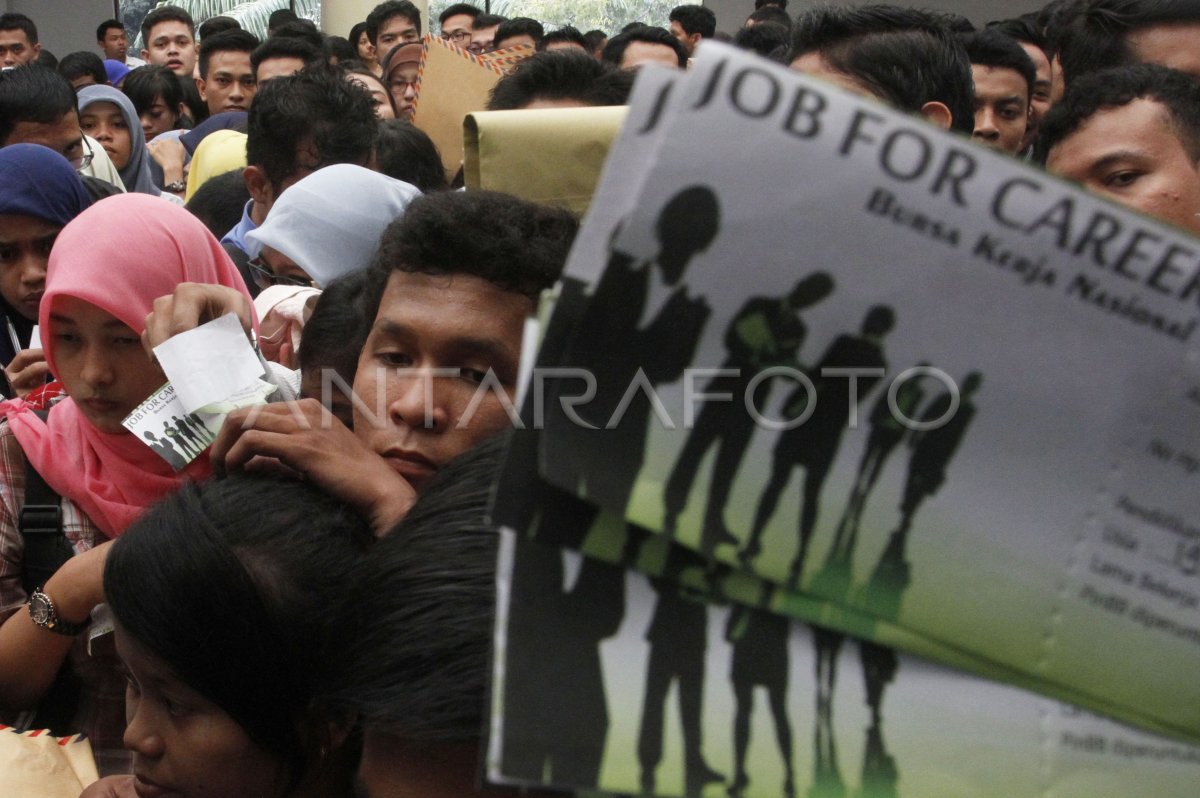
[1105,170,1140,188]
[0,246,17,262]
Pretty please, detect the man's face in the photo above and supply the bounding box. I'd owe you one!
[256,56,306,84]
[620,41,680,71]
[198,50,256,115]
[142,20,197,76]
[1019,43,1053,152]
[494,34,537,51]
[100,27,128,61]
[441,13,474,48]
[352,271,528,494]
[0,28,39,68]
[377,14,420,55]
[4,111,86,168]
[970,64,1028,154]
[669,20,699,57]
[1047,98,1200,234]
[469,24,499,54]
[1127,22,1200,82]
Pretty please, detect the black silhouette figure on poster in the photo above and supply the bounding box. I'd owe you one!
[861,372,983,620]
[814,366,929,599]
[547,186,718,517]
[726,584,795,798]
[809,627,845,798]
[176,413,212,448]
[501,515,628,787]
[163,420,198,458]
[742,306,896,586]
[141,431,187,470]
[638,547,723,797]
[662,273,835,556]
[855,642,899,798]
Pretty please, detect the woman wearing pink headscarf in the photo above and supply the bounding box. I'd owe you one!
[0,193,255,774]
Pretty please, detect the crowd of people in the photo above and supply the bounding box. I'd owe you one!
[0,0,1198,796]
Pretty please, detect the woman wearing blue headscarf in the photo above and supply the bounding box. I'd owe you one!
[77,84,165,198]
[0,144,92,397]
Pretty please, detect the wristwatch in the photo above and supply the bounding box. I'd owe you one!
[163,180,187,193]
[27,588,87,636]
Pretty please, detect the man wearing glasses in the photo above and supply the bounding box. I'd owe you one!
[439,3,481,49]
[0,65,125,198]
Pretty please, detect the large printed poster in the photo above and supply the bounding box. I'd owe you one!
[520,44,1200,741]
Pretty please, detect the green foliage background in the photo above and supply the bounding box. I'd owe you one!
[430,0,678,33]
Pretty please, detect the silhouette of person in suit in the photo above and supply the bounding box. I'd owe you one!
[173,413,205,451]
[809,627,845,798]
[864,371,982,617]
[142,430,187,470]
[743,306,895,585]
[663,273,835,556]
[855,642,898,798]
[547,185,720,518]
[727,583,795,798]
[163,420,197,458]
[638,547,723,797]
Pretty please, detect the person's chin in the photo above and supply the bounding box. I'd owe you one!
[77,400,132,433]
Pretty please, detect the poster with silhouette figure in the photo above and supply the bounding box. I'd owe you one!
[531,42,1200,739]
[489,531,1200,798]
[123,382,222,470]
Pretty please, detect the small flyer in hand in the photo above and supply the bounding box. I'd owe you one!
[121,381,222,471]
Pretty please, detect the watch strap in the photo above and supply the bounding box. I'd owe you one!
[28,589,87,636]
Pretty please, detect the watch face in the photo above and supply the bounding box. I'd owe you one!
[29,594,51,625]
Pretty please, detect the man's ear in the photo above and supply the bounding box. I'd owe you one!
[140,48,150,61]
[689,32,702,50]
[194,76,207,102]
[243,165,273,206]
[919,100,954,131]
[31,43,40,60]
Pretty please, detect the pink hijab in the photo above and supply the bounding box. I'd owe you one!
[3,194,256,538]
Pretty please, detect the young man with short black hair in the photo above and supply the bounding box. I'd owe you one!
[669,5,717,57]
[196,29,259,116]
[1057,0,1200,85]
[602,26,688,70]
[96,18,144,68]
[1040,63,1200,234]
[0,13,39,69]
[538,26,589,53]
[250,34,323,84]
[470,13,506,54]
[366,0,422,58]
[494,17,545,51]
[986,15,1056,151]
[140,6,197,77]
[959,28,1036,154]
[488,50,632,110]
[440,3,481,48]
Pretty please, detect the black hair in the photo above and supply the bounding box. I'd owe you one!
[621,21,648,33]
[105,476,373,786]
[473,13,507,30]
[178,72,207,124]
[363,191,577,322]
[366,1,422,46]
[299,270,372,412]
[0,65,76,145]
[198,29,259,79]
[321,434,506,740]
[349,21,370,47]
[58,51,107,86]
[494,17,545,49]
[488,50,632,110]
[603,26,689,68]
[733,21,791,60]
[538,26,589,52]
[1057,0,1200,86]
[747,6,792,28]
[375,119,447,192]
[122,65,186,121]
[986,14,1054,60]
[324,34,357,64]
[959,28,1036,102]
[35,49,57,69]
[96,19,124,42]
[272,19,324,50]
[198,16,240,40]
[756,0,788,7]
[936,12,977,34]
[268,8,299,31]
[250,36,324,73]
[0,12,37,44]
[185,168,251,239]
[439,3,482,25]
[583,28,608,53]
[1037,63,1200,162]
[670,5,717,38]
[140,6,195,46]
[247,65,378,193]
[789,4,976,136]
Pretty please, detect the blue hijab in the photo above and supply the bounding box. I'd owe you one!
[0,144,93,366]
[78,84,161,196]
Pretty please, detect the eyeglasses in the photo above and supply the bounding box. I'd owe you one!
[444,29,472,45]
[71,133,94,173]
[248,257,315,290]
